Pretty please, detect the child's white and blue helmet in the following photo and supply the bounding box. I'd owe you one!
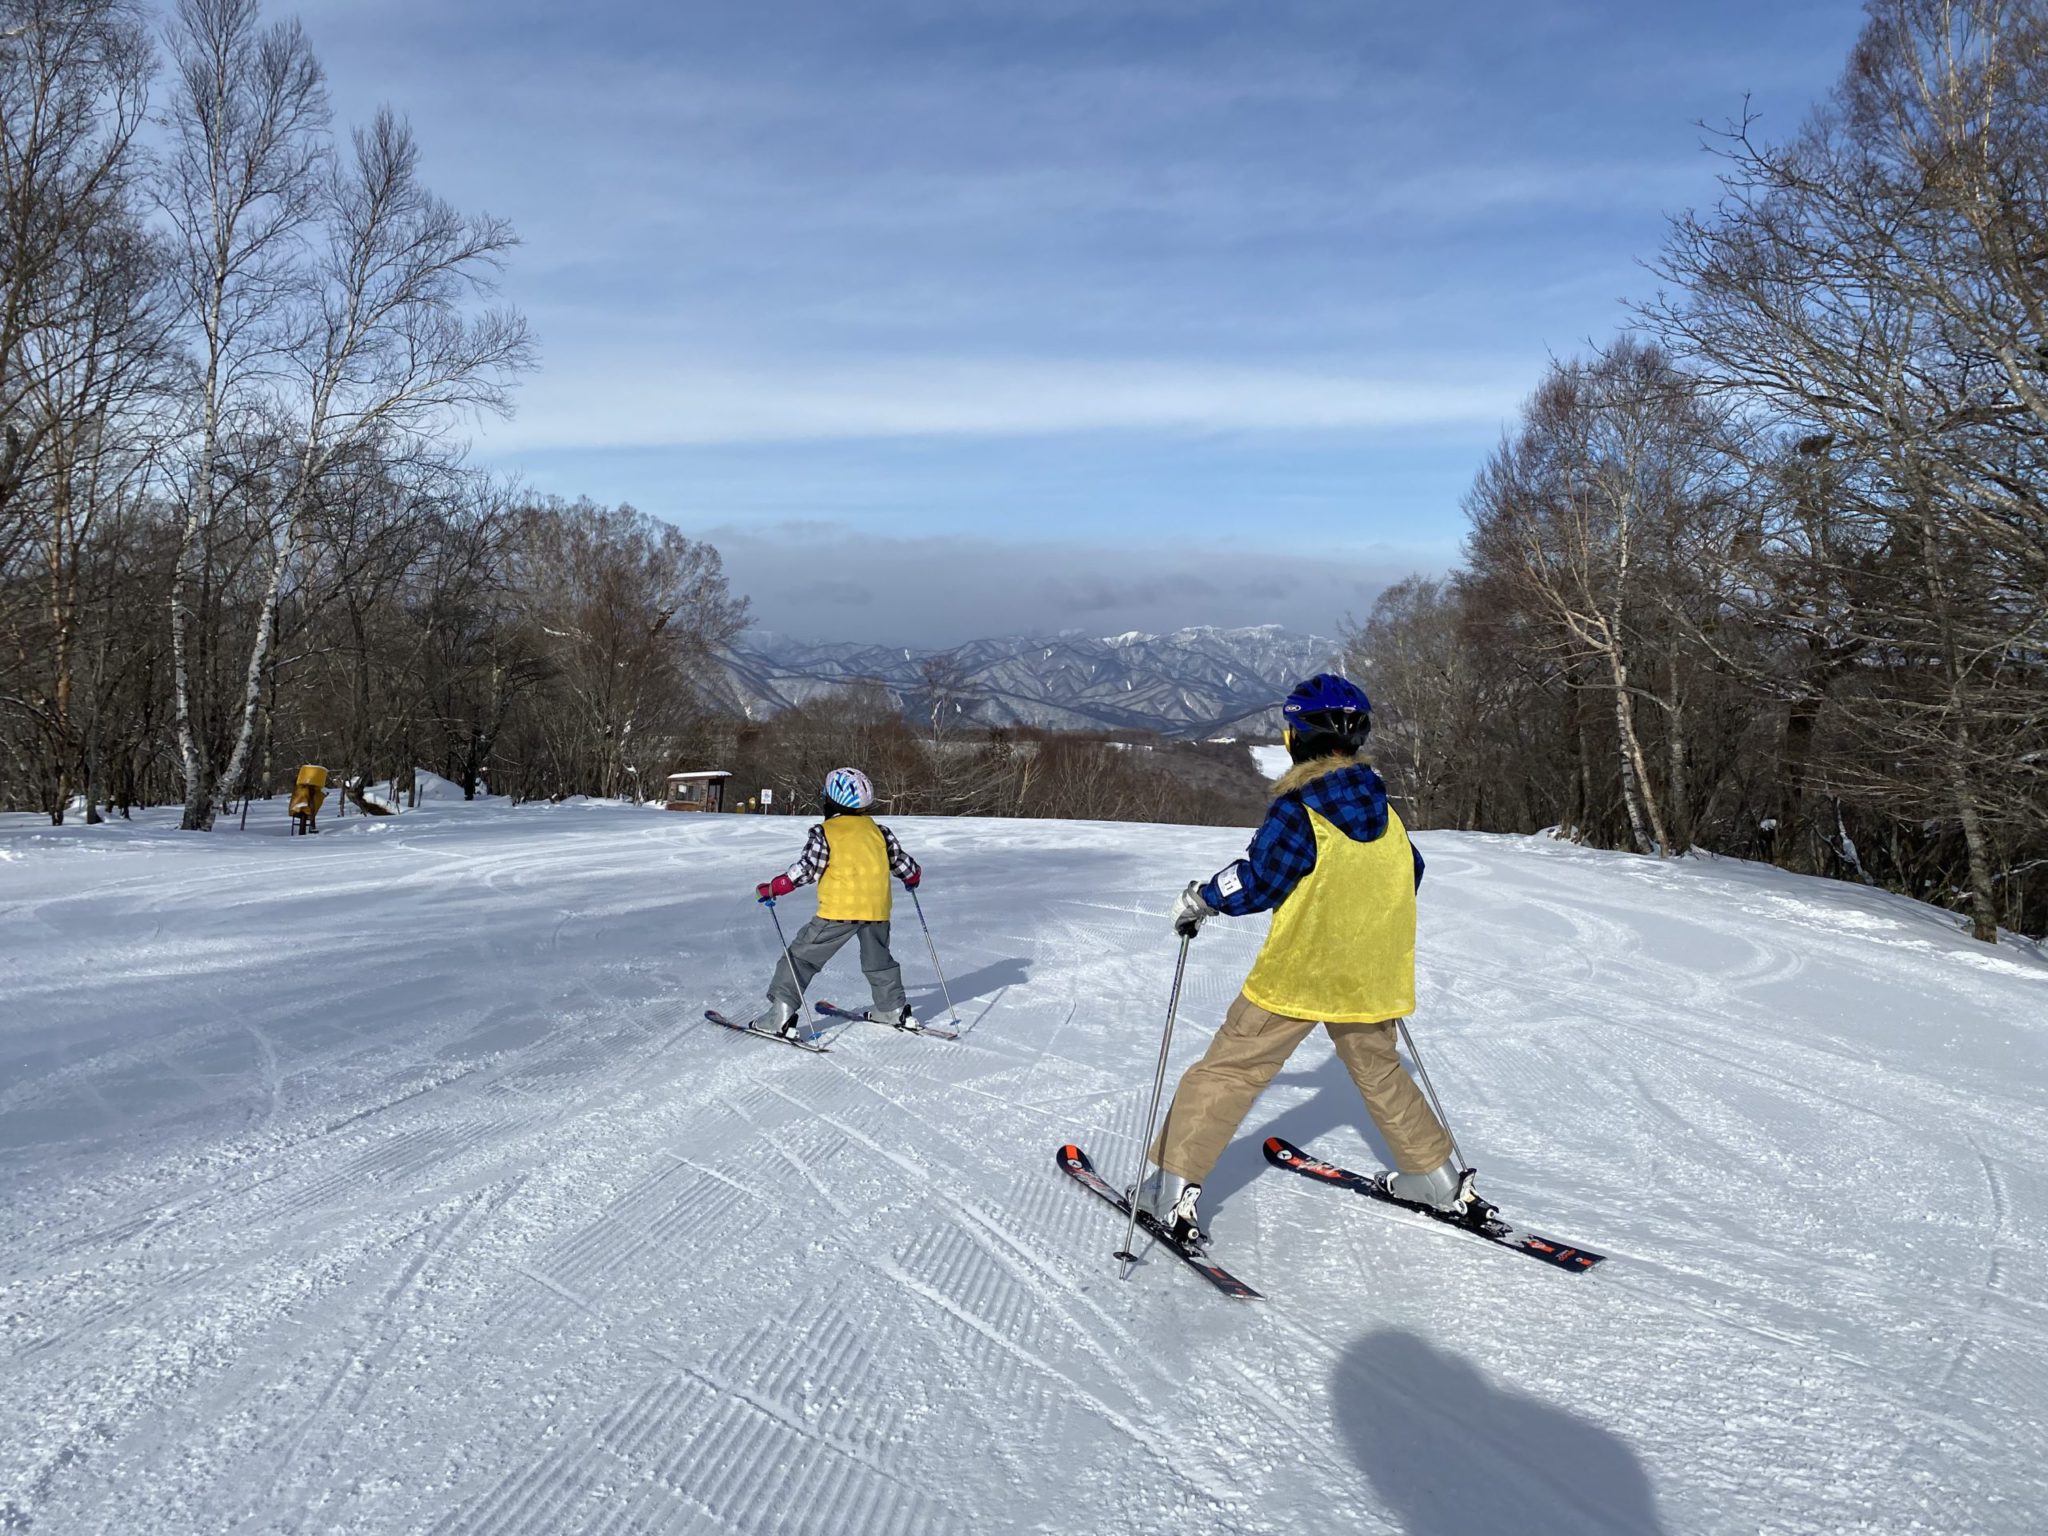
[823,767,875,811]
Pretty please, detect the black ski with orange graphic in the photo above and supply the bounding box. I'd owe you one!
[1263,1136,1604,1273]
[1056,1144,1260,1298]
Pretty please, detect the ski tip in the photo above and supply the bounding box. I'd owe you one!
[1056,1143,1089,1172]
[1524,1237,1605,1271]
[1262,1136,1296,1163]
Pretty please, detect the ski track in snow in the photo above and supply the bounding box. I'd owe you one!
[4,802,2047,1534]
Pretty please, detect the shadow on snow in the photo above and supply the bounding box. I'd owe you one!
[907,955,1031,1014]
[1198,1050,1397,1223]
[1337,1331,1669,1536]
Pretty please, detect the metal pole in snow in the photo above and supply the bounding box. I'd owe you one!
[908,887,961,1026]
[763,898,810,1020]
[1115,934,1191,1280]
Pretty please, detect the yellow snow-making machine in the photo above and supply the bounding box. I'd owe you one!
[289,765,328,835]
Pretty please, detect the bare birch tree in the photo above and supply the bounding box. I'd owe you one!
[157,0,326,827]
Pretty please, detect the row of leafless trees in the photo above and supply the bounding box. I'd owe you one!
[707,683,1270,828]
[0,0,748,823]
[1352,0,2048,941]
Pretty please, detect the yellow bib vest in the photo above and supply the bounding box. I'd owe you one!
[816,815,893,922]
[1241,805,1416,1024]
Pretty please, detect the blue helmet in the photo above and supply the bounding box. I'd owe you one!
[823,766,874,811]
[1283,673,1371,744]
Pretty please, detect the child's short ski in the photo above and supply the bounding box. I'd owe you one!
[1263,1137,1603,1272]
[815,1000,959,1040]
[1056,1144,1260,1298]
[705,1009,830,1053]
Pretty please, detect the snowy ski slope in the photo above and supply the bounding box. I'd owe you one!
[4,800,2046,1534]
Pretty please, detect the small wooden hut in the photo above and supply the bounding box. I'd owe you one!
[664,770,732,813]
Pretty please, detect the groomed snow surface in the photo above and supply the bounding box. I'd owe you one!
[4,800,2046,1535]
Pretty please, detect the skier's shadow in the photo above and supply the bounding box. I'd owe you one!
[1335,1330,1669,1535]
[907,956,1029,1012]
[1198,1049,1394,1224]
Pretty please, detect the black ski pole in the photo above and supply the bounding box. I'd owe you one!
[1116,934,1192,1279]
[1396,1018,1468,1171]
[908,886,961,1027]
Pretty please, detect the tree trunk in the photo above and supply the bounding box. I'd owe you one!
[170,514,218,828]
[216,521,298,806]
[218,442,324,808]
[172,334,227,829]
[48,478,73,827]
[1564,678,1589,840]
[1952,756,2001,943]
[1664,674,1692,856]
[1908,476,1999,944]
[1778,693,1821,873]
[1607,650,1669,855]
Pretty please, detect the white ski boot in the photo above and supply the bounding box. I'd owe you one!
[866,1005,921,1032]
[1134,1168,1205,1246]
[1377,1159,1491,1220]
[746,1000,803,1041]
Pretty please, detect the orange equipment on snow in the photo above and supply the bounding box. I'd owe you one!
[289,765,328,835]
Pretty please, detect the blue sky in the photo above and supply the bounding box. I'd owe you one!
[278,0,1862,645]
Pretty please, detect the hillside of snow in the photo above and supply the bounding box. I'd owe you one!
[1250,743,1291,780]
[4,802,2046,1533]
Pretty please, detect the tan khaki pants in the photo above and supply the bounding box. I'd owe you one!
[1150,992,1453,1184]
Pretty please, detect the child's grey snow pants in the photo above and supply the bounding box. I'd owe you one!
[1151,991,1454,1183]
[768,917,907,1013]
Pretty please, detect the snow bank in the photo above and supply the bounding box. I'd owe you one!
[356,766,481,811]
[3,808,2044,1532]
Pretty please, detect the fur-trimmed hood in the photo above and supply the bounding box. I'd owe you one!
[1267,751,1393,849]
[1271,751,1371,801]
[1196,749,1419,918]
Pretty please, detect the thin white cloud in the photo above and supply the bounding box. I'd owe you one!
[487,356,1522,450]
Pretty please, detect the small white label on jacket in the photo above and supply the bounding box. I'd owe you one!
[1216,865,1243,897]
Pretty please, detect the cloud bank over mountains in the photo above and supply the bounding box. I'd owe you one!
[705,521,1435,648]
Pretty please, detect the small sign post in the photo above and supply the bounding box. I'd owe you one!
[759,788,775,813]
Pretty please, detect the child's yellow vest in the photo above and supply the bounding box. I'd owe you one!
[1241,806,1416,1024]
[816,816,892,922]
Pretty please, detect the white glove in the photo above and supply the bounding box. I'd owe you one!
[1172,880,1216,939]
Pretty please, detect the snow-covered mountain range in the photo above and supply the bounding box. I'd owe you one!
[714,624,1339,737]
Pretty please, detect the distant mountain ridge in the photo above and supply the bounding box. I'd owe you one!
[714,625,1339,739]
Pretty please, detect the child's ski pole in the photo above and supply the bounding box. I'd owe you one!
[762,897,808,1011]
[1116,934,1192,1280]
[908,886,961,1027]
[1397,1017,1468,1172]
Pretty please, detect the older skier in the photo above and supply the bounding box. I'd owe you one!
[1136,673,1477,1244]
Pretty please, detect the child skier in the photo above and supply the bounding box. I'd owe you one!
[1136,673,1480,1245]
[746,767,925,1038]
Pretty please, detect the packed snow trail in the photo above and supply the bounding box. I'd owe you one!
[3,800,2046,1534]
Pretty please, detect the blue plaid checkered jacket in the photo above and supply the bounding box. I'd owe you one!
[1200,758,1423,916]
